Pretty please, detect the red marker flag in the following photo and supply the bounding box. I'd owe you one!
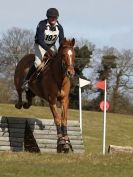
[100,100,110,111]
[96,80,106,90]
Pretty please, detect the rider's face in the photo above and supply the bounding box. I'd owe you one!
[48,16,57,26]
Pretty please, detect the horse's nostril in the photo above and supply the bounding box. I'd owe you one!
[68,70,73,76]
[67,70,74,78]
[67,71,71,75]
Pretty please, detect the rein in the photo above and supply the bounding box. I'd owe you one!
[28,44,74,84]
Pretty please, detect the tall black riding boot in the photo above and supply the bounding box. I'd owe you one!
[21,64,36,91]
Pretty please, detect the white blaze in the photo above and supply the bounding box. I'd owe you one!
[68,49,73,65]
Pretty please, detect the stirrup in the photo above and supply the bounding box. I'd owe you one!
[21,80,29,91]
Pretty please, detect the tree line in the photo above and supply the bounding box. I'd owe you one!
[0,27,133,114]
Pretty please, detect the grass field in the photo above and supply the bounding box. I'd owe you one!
[0,103,133,177]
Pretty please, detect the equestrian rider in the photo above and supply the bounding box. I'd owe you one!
[22,8,64,91]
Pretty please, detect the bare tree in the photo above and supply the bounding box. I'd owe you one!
[0,27,35,102]
[0,27,34,70]
[109,49,133,112]
[88,46,133,113]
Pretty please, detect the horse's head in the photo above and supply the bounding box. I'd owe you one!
[59,38,75,78]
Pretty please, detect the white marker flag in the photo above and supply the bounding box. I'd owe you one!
[79,78,91,88]
[79,78,91,133]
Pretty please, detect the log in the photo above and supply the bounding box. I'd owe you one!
[29,125,80,131]
[40,148,85,153]
[33,129,81,136]
[28,119,80,127]
[0,136,24,142]
[38,143,84,149]
[108,145,133,154]
[0,141,23,147]
[0,146,23,151]
[0,132,9,137]
[34,134,82,140]
[36,139,83,145]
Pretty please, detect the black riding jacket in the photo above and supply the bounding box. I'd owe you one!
[35,19,64,51]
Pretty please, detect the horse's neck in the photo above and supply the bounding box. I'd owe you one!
[51,55,65,88]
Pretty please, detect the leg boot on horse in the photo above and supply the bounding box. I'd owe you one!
[55,124,65,153]
[57,136,66,153]
[57,136,73,153]
[57,125,73,153]
[61,125,73,153]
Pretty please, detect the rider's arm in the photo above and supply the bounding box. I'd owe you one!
[58,24,64,44]
[35,21,49,51]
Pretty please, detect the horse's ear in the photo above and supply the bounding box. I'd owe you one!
[71,38,75,46]
[60,37,66,45]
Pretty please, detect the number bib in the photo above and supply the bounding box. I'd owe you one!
[44,26,59,45]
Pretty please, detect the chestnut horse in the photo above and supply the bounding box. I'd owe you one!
[14,38,75,153]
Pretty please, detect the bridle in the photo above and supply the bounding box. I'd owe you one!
[60,45,75,77]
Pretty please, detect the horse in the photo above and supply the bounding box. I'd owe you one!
[14,38,76,153]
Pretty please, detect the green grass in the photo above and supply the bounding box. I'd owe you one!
[0,103,133,177]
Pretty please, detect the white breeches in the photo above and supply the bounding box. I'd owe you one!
[34,43,57,68]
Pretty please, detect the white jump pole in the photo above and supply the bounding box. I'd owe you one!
[79,78,91,134]
[79,86,82,133]
[103,79,107,155]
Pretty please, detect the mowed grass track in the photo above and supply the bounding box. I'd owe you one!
[0,103,133,177]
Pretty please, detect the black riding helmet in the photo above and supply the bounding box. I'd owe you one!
[46,8,59,18]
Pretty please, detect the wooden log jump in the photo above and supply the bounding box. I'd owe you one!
[108,144,133,154]
[0,116,84,153]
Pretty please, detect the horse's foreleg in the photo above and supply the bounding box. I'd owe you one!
[61,96,69,139]
[61,96,73,153]
[15,89,23,109]
[49,97,62,138]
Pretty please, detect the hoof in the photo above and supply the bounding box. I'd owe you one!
[57,144,63,153]
[63,139,73,153]
[15,103,22,109]
[57,137,65,153]
[63,143,70,153]
[23,102,31,109]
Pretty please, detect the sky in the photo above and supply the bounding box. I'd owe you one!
[0,0,133,50]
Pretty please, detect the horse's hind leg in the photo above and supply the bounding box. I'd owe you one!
[15,89,23,109]
[23,90,35,109]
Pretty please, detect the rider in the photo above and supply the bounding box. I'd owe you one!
[22,8,64,91]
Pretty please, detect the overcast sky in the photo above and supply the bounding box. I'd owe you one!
[0,0,133,49]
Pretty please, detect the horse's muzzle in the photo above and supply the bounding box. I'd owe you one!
[66,68,75,78]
